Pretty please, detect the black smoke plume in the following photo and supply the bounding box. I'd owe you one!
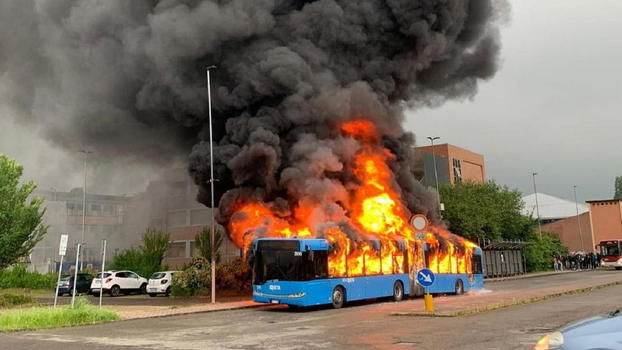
[0,1,506,232]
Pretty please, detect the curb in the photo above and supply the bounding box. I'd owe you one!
[118,302,267,321]
[391,279,622,318]
[485,269,595,283]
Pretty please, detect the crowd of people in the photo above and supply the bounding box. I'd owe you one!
[553,252,601,271]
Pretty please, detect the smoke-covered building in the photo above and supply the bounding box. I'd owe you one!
[416,143,486,186]
[29,189,133,273]
[133,169,240,268]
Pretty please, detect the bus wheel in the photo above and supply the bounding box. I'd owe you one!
[454,280,464,295]
[393,281,404,302]
[331,286,345,309]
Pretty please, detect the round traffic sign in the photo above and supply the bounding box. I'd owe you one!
[410,214,428,231]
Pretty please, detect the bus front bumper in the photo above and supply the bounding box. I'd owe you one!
[252,290,308,306]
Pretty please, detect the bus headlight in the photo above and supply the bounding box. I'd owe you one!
[534,331,564,350]
[289,292,306,298]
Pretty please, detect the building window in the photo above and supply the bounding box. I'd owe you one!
[453,159,462,183]
[67,202,83,216]
[167,211,187,228]
[103,205,115,216]
[89,203,101,216]
[190,209,210,226]
[166,242,187,258]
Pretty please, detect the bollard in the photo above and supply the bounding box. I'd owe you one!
[424,294,434,312]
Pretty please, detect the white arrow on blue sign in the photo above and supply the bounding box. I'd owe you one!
[417,268,435,287]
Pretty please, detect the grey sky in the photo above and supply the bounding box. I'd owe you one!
[1,0,620,204]
[406,0,622,203]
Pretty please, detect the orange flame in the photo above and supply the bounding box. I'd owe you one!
[226,119,477,277]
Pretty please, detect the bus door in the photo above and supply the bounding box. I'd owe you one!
[409,241,425,297]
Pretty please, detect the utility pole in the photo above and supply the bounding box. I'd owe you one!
[207,65,217,304]
[78,150,92,271]
[427,136,441,218]
[573,185,585,252]
[532,172,542,240]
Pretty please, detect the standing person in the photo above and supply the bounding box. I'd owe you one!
[553,256,559,271]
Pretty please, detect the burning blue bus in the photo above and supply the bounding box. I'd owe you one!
[250,237,484,308]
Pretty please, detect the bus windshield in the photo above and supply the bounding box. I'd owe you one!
[254,249,304,284]
[253,242,329,284]
[600,241,621,256]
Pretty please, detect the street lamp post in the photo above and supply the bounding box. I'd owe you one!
[207,65,217,304]
[532,172,542,240]
[78,150,92,271]
[427,137,441,218]
[573,185,585,252]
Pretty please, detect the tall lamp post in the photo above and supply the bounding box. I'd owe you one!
[78,150,92,271]
[573,185,585,252]
[532,172,542,240]
[427,136,441,218]
[207,65,217,304]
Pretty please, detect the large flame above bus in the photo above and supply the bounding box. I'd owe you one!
[225,120,477,277]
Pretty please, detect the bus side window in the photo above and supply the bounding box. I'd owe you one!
[471,255,483,274]
[314,251,328,279]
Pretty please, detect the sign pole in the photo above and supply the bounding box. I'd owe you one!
[99,239,107,309]
[411,215,435,312]
[53,255,64,309]
[71,243,81,308]
[53,234,69,309]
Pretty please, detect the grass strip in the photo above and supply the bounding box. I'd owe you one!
[392,280,622,318]
[0,293,35,309]
[0,297,121,331]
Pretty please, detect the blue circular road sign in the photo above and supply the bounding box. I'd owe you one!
[417,268,435,287]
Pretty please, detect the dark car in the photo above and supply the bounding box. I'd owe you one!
[56,273,93,296]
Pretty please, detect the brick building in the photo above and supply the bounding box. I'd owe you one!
[133,169,240,268]
[533,198,622,253]
[416,143,486,185]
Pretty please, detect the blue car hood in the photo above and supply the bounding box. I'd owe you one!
[560,314,622,349]
[562,314,621,336]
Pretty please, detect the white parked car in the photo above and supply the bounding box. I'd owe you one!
[147,271,177,297]
[90,270,148,297]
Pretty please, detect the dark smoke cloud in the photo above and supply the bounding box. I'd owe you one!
[0,1,506,226]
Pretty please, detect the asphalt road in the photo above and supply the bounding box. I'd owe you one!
[3,270,621,349]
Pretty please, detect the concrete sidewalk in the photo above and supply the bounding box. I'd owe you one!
[111,299,263,320]
[485,268,592,282]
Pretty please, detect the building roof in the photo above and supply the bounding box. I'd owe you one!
[522,193,588,220]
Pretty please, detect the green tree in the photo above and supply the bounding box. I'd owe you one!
[110,228,170,277]
[523,232,568,271]
[438,181,535,242]
[0,154,47,268]
[195,226,223,264]
[141,228,170,268]
[615,176,622,199]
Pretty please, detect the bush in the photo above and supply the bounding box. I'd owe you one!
[171,257,211,297]
[0,265,56,289]
[216,258,252,295]
[0,296,121,331]
[524,232,569,272]
[171,257,252,297]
